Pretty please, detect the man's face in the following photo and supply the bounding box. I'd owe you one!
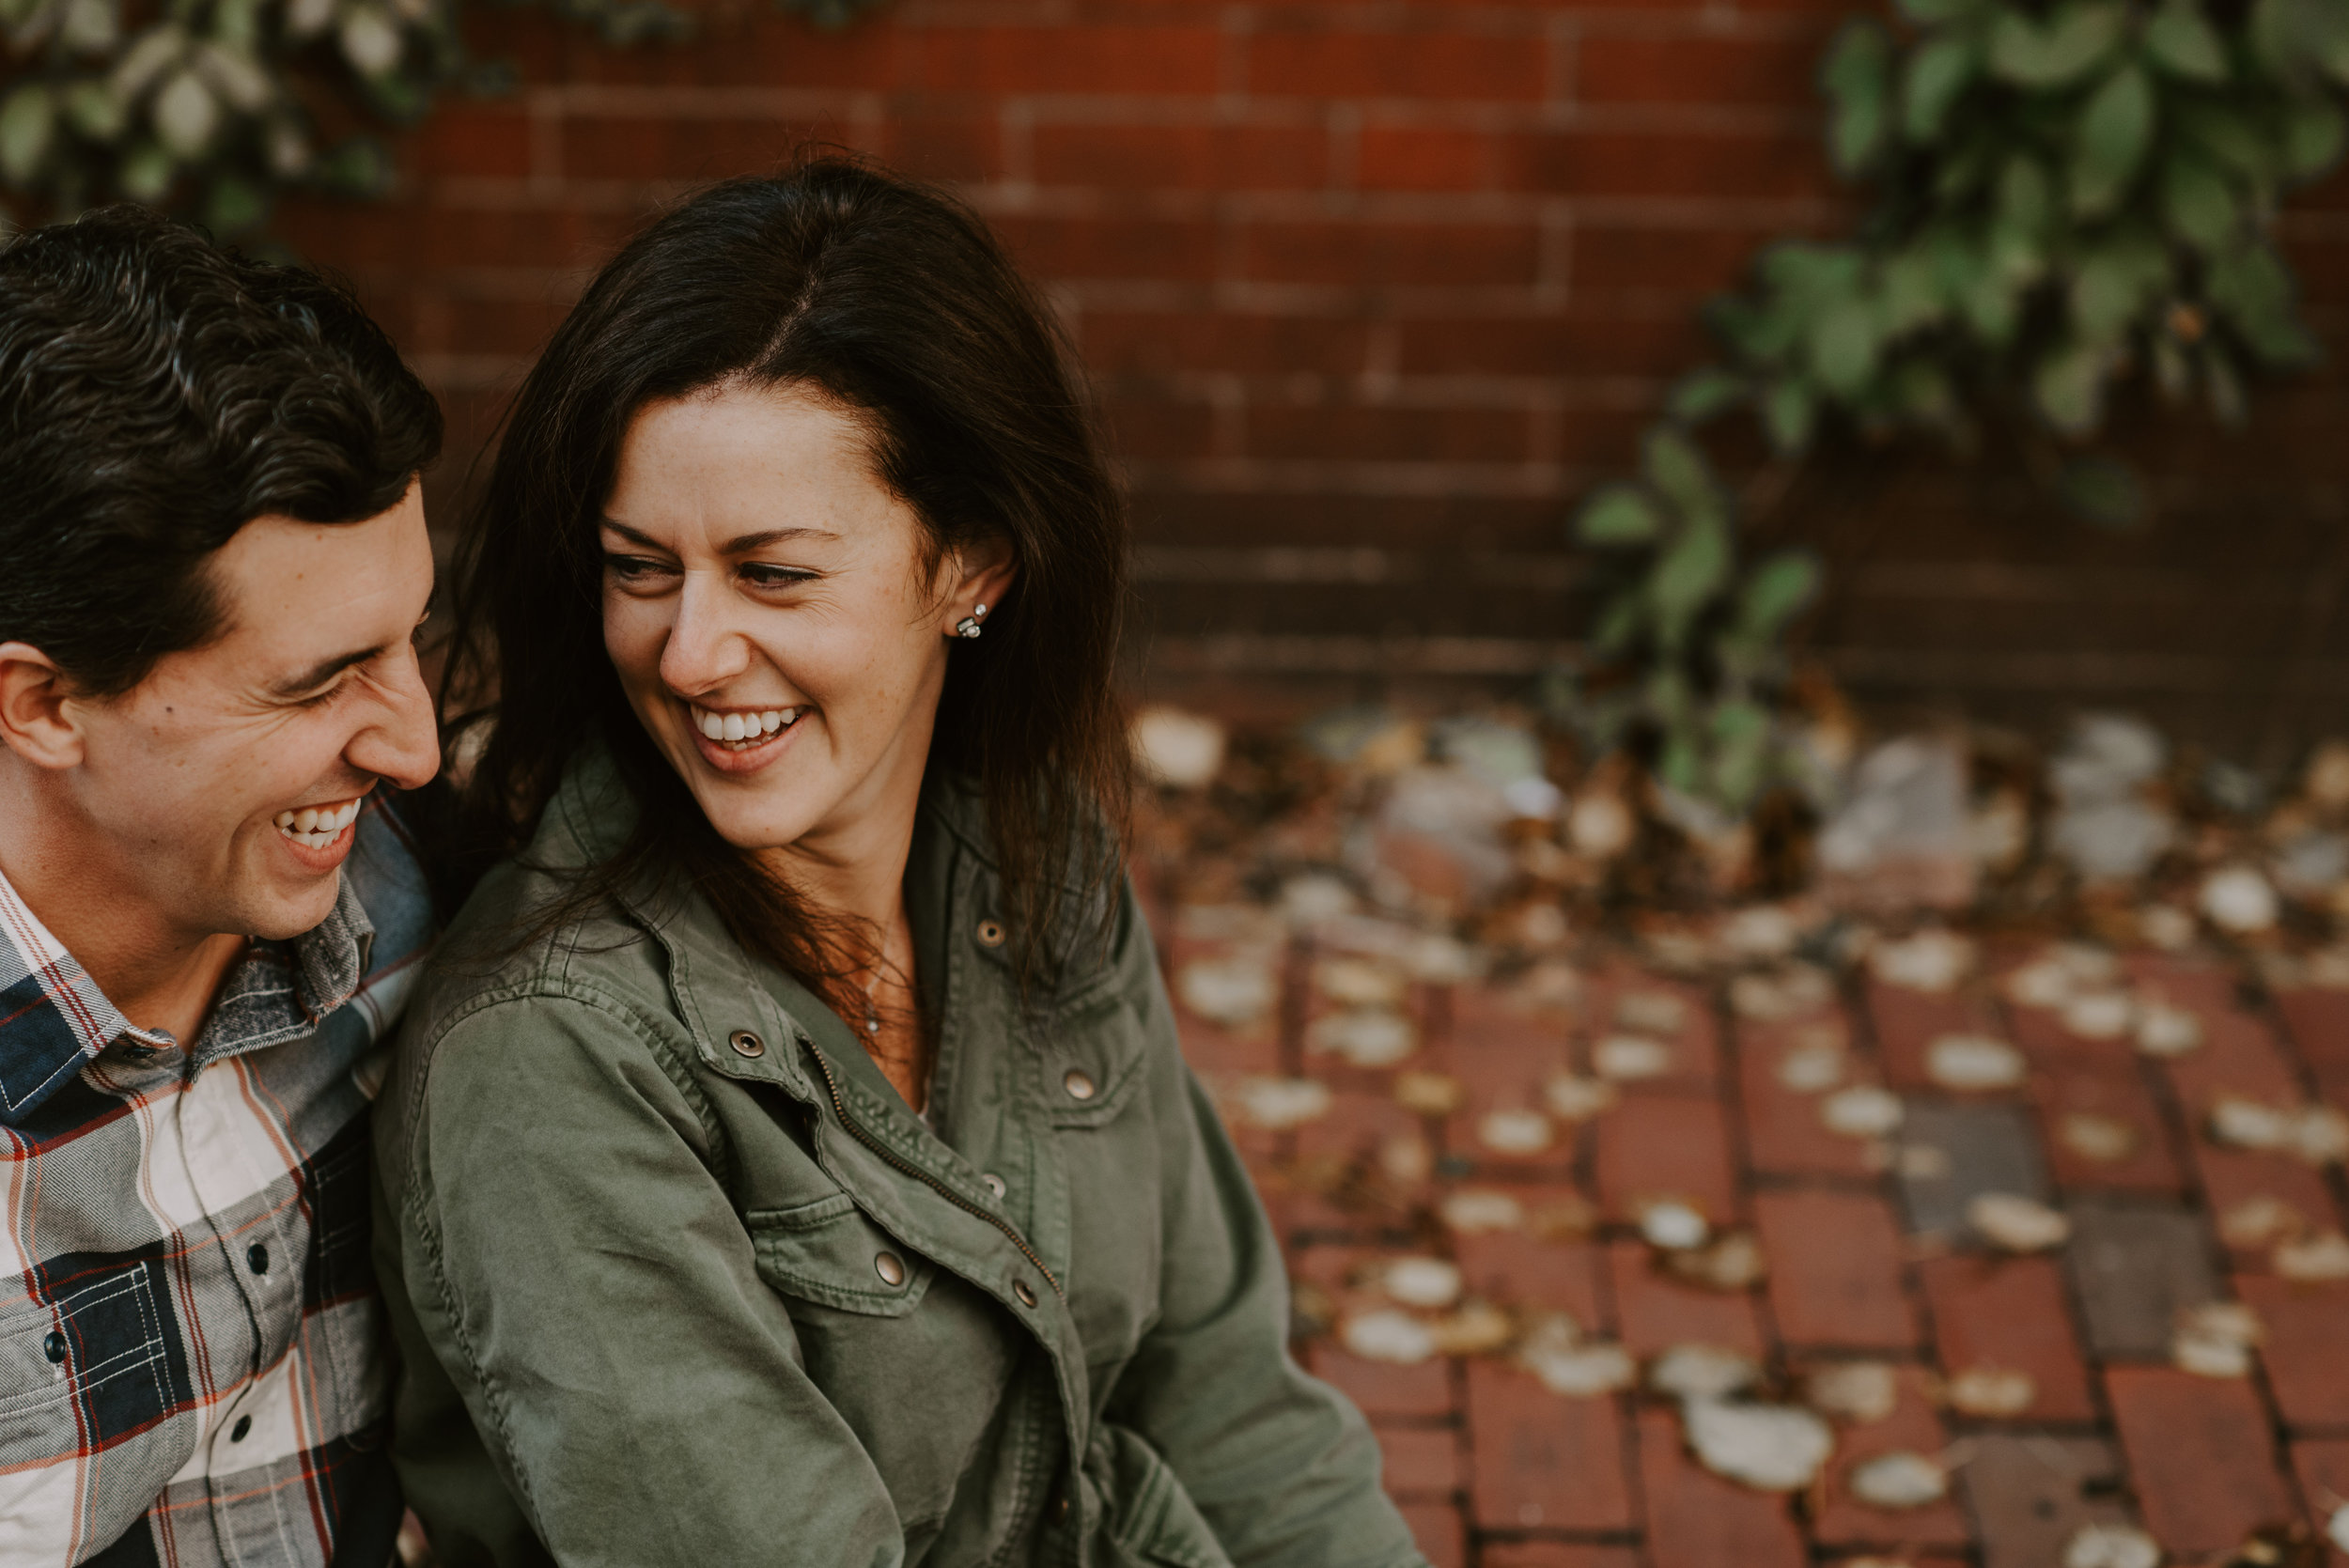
[61,483,440,942]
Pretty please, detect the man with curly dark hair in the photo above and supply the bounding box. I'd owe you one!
[0,205,443,1567]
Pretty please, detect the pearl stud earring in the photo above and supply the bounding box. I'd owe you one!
[955,602,988,639]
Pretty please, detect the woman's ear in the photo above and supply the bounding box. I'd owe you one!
[942,536,1019,638]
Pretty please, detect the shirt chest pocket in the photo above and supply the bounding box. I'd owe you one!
[0,1256,195,1469]
[746,1193,936,1318]
[1035,986,1151,1130]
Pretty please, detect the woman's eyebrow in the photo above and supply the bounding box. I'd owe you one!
[598,519,839,554]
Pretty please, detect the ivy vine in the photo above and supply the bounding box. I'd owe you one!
[0,0,872,237]
[1568,0,2349,813]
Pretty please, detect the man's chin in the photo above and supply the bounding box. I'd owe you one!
[242,867,347,942]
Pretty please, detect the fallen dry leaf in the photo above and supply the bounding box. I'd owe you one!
[1870,928,1973,992]
[1682,1399,1836,1492]
[1846,1451,1948,1509]
[1542,1072,1619,1121]
[2059,1112,2142,1164]
[1638,1199,1711,1251]
[1661,1230,1768,1292]
[1439,1188,1525,1234]
[1315,955,1408,1009]
[1593,1034,1673,1081]
[1393,1070,1465,1117]
[1179,957,1278,1029]
[1427,1300,1514,1357]
[1615,990,1688,1034]
[1777,1042,1846,1093]
[1927,1033,2027,1090]
[1647,1343,1762,1401]
[2061,990,2136,1040]
[1968,1192,2072,1252]
[1477,1108,1554,1157]
[2276,1231,2349,1281]
[1232,1076,1332,1130]
[1517,1313,1637,1397]
[2005,959,2076,1010]
[1805,1361,1899,1424]
[2062,1523,2160,1568]
[2134,1000,2203,1057]
[1823,1085,1906,1139]
[2329,1502,2349,1554]
[1130,706,1226,788]
[2201,863,2279,933]
[1382,1256,1462,1310]
[1376,1131,1433,1188]
[1340,1309,1436,1365]
[1306,1006,1418,1068]
[1945,1365,2036,1417]
[2220,1194,2307,1250]
[2171,1301,2262,1378]
[2211,1094,2295,1151]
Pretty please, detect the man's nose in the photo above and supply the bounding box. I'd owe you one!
[348,643,441,792]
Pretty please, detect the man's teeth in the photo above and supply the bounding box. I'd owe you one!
[691,706,801,749]
[272,799,361,847]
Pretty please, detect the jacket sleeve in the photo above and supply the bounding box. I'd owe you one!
[1103,892,1429,1568]
[378,990,905,1568]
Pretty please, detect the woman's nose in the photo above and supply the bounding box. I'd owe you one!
[658,573,754,694]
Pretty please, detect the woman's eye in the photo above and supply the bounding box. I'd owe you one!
[603,553,673,581]
[741,564,816,589]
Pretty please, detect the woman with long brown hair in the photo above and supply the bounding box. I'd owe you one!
[374,159,1423,1567]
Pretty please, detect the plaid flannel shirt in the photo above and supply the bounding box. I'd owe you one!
[0,799,432,1567]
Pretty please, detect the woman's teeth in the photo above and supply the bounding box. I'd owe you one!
[273,798,361,847]
[692,706,801,750]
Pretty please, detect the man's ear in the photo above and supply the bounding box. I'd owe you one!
[0,643,86,770]
[943,536,1019,635]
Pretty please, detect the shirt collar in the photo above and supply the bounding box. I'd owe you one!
[0,862,374,1125]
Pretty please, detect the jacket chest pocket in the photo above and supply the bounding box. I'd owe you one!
[747,1194,936,1318]
[1034,988,1150,1129]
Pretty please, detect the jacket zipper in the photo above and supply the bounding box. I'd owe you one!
[804,1044,1066,1300]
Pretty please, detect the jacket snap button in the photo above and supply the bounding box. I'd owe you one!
[728,1030,765,1059]
[1053,1491,1070,1525]
[874,1251,906,1288]
[982,1172,1006,1199]
[975,920,1005,948]
[1062,1068,1097,1102]
[42,1330,65,1364]
[1013,1279,1037,1308]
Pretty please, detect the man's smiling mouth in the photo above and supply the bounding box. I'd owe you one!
[272,798,362,847]
[689,704,805,752]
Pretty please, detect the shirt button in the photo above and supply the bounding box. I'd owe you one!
[230,1416,251,1442]
[975,920,1005,948]
[981,1173,1006,1200]
[1062,1069,1097,1102]
[873,1251,906,1288]
[728,1030,765,1059]
[1013,1279,1037,1308]
[43,1330,65,1364]
[246,1244,270,1276]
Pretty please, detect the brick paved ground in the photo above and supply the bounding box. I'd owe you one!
[1166,916,2349,1565]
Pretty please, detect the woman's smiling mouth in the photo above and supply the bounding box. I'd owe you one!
[684,703,808,772]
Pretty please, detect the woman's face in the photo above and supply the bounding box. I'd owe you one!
[599,381,1007,865]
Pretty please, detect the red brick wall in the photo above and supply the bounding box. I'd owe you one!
[277,0,2349,765]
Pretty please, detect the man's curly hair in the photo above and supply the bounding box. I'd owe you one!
[0,205,443,696]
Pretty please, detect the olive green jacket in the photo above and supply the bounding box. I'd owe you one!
[372,755,1423,1568]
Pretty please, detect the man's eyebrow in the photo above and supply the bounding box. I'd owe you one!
[270,645,383,698]
[599,519,839,554]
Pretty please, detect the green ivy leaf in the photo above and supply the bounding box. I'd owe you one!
[1577,484,1667,546]
[1903,35,1979,143]
[2144,0,2228,80]
[1879,244,1947,334]
[2058,454,2149,527]
[2033,340,2110,435]
[1735,551,1822,637]
[2203,344,2248,424]
[2163,153,2239,249]
[65,81,126,139]
[2284,98,2347,179]
[1824,20,1893,175]
[1989,1,2125,89]
[1996,153,2054,237]
[1762,379,1818,453]
[1642,427,1725,528]
[202,171,267,234]
[2177,101,2279,185]
[0,85,54,185]
[1667,367,1747,423]
[1592,592,1642,655]
[1895,0,1982,25]
[117,138,173,200]
[2070,62,2155,217]
[1647,507,1732,650]
[1708,699,1773,809]
[2070,229,2169,343]
[1809,293,1881,396]
[1888,359,1964,429]
[2208,240,2317,363]
[2153,333,2193,402]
